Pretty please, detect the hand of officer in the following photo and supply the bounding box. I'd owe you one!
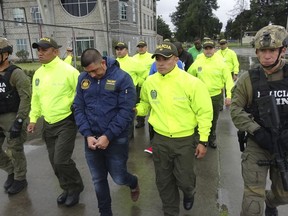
[195,143,207,159]
[253,127,273,153]
[9,119,23,139]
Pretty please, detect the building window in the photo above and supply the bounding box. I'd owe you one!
[119,1,127,20]
[13,8,25,26]
[75,37,94,56]
[16,39,27,51]
[30,6,43,24]
[143,13,146,29]
[61,0,97,17]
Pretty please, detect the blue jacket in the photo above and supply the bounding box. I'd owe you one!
[73,57,136,141]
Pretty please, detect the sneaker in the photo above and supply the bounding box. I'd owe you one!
[7,179,27,195]
[144,146,153,154]
[3,173,14,191]
[265,205,278,216]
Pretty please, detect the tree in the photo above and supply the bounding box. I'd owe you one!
[157,16,172,39]
[16,49,29,62]
[226,0,288,39]
[170,0,220,41]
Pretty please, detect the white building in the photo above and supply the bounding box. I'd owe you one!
[0,0,159,59]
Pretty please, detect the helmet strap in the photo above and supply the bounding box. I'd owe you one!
[0,53,8,66]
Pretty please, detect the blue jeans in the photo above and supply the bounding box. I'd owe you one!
[85,137,137,216]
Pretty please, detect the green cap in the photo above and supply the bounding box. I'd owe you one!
[152,42,178,58]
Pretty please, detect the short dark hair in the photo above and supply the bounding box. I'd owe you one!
[81,48,103,67]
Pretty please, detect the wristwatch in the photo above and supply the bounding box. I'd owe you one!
[199,141,208,147]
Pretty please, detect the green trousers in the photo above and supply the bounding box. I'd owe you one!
[0,112,27,180]
[43,115,84,193]
[240,138,288,216]
[151,132,196,216]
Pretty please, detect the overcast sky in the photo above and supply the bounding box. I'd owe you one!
[156,0,249,31]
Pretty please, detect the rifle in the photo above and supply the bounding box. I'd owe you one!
[256,95,288,191]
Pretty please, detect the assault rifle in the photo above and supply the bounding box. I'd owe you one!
[256,95,288,191]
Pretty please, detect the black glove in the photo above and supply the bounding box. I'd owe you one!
[253,127,273,153]
[9,118,23,139]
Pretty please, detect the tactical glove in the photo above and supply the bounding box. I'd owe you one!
[9,118,23,139]
[253,127,273,153]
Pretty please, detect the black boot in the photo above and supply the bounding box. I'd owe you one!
[265,205,278,216]
[3,173,14,191]
[7,179,27,195]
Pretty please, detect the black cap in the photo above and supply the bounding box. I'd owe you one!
[151,42,178,58]
[203,40,215,48]
[115,42,128,49]
[137,41,147,47]
[32,37,62,49]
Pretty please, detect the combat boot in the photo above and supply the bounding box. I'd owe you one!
[265,205,278,216]
[3,173,14,191]
[7,179,27,195]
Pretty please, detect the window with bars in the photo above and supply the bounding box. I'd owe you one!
[13,8,24,26]
[16,39,27,51]
[61,0,97,17]
[119,2,127,20]
[30,6,43,24]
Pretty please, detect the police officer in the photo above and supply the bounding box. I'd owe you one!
[136,42,213,215]
[188,40,234,148]
[216,39,240,81]
[27,37,84,207]
[0,37,31,194]
[230,25,288,216]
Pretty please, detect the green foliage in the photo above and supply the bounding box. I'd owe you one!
[15,49,29,62]
[157,16,172,39]
[171,0,221,41]
[225,0,288,40]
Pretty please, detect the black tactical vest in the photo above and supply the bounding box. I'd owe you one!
[0,65,21,114]
[247,64,288,130]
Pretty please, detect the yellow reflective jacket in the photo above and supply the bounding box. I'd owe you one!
[116,54,146,86]
[133,52,154,81]
[188,53,234,98]
[136,66,213,141]
[216,47,239,75]
[29,56,79,124]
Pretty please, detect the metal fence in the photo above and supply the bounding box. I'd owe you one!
[0,18,161,62]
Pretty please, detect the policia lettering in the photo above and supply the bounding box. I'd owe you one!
[0,65,21,114]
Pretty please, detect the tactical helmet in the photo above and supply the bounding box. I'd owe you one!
[0,37,13,54]
[254,25,288,49]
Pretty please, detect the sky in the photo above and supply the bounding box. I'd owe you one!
[156,0,246,31]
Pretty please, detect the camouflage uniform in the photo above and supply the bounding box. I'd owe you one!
[0,38,31,193]
[230,25,288,216]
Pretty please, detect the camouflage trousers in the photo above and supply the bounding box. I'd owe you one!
[240,138,288,216]
[0,112,27,180]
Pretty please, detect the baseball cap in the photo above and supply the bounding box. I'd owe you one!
[203,40,215,48]
[151,42,178,59]
[219,39,227,44]
[137,41,147,47]
[32,37,62,49]
[115,42,128,49]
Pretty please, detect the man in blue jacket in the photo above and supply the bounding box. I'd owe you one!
[73,48,140,216]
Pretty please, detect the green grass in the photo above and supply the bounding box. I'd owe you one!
[15,62,42,71]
